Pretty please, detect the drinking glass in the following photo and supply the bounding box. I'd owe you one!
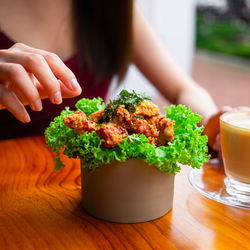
[189,111,250,209]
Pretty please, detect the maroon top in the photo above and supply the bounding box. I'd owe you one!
[0,30,111,139]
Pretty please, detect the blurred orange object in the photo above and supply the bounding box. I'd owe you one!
[203,111,224,149]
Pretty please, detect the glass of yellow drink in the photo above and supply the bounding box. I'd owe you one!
[220,111,250,208]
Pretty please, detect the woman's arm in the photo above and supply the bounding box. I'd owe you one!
[132,4,218,124]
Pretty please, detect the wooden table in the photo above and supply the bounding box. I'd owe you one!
[0,136,249,250]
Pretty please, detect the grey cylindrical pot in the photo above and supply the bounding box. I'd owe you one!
[81,159,175,223]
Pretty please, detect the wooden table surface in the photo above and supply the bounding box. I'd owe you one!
[0,136,249,250]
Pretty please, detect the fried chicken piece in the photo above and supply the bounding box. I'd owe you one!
[146,115,162,128]
[157,117,175,146]
[96,124,128,148]
[63,111,96,134]
[146,115,175,145]
[89,110,104,124]
[126,117,159,143]
[112,105,132,128]
[134,100,160,117]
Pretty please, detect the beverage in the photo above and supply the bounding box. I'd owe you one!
[220,111,250,184]
[188,110,250,209]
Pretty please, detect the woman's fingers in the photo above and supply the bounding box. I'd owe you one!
[8,83,29,107]
[35,80,81,99]
[221,105,250,113]
[10,43,82,94]
[2,51,62,104]
[0,84,30,123]
[212,133,221,152]
[43,53,82,93]
[0,43,83,123]
[1,44,82,103]
[0,62,42,111]
[234,106,250,112]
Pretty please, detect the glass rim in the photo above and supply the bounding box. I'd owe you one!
[220,110,250,132]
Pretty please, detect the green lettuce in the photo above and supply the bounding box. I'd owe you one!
[45,97,210,174]
[75,97,105,116]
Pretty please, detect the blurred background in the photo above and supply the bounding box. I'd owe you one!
[112,0,250,109]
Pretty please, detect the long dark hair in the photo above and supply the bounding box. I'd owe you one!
[73,0,133,84]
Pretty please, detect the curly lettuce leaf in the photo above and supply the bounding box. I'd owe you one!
[164,105,210,169]
[45,98,105,170]
[45,100,210,174]
[75,97,105,116]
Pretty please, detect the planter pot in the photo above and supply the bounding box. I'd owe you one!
[81,159,175,223]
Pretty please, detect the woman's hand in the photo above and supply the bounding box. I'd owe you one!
[0,43,82,122]
[204,106,250,158]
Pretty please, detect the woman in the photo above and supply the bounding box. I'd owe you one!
[0,0,223,151]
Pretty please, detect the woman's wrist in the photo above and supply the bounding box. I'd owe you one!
[177,83,218,125]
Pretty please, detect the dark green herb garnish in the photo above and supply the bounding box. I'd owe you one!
[101,90,151,123]
[133,115,144,119]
